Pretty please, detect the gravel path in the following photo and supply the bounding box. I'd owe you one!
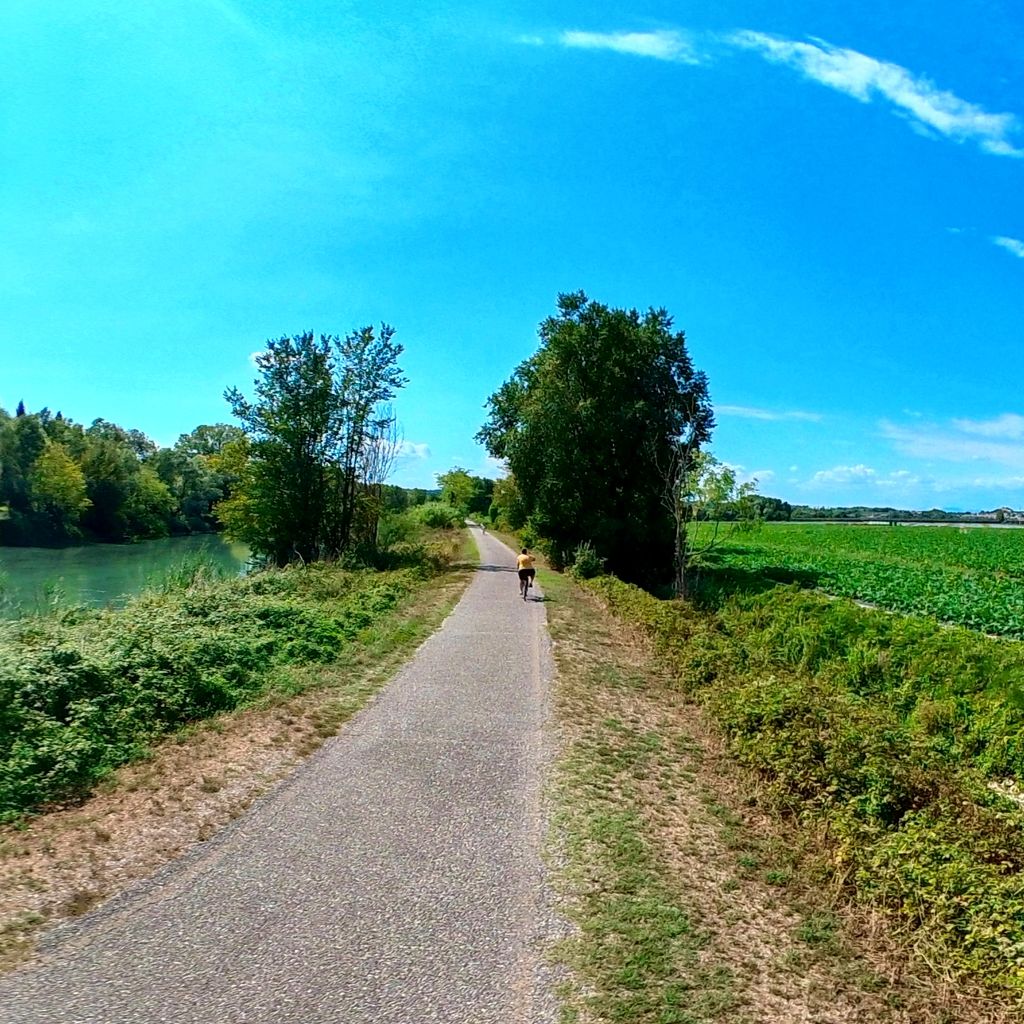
[0,529,559,1024]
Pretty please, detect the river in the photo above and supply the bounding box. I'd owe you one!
[0,534,251,617]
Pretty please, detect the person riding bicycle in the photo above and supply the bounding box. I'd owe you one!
[517,548,536,593]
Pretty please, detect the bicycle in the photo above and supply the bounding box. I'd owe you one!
[520,573,530,600]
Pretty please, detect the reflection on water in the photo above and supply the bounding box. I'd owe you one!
[0,534,251,617]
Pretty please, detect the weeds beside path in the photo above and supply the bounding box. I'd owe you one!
[542,569,1017,1024]
[0,541,474,974]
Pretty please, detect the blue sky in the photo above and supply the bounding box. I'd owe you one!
[2,1,1023,510]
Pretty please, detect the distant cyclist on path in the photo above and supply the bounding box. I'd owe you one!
[516,548,536,599]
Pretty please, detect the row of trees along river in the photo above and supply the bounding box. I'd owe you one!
[3,296,736,611]
[0,327,440,614]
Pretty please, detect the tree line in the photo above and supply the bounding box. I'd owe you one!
[0,405,244,545]
[6,295,736,586]
[1,326,424,558]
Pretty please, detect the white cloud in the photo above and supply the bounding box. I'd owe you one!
[559,29,701,64]
[951,413,1024,439]
[717,404,822,422]
[730,30,1024,158]
[881,420,1024,470]
[723,462,775,486]
[993,236,1024,259]
[516,34,545,47]
[396,440,430,460]
[876,469,921,489]
[248,350,265,366]
[810,464,878,485]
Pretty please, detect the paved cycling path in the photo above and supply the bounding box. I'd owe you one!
[0,529,558,1024]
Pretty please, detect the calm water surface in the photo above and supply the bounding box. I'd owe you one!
[0,535,250,616]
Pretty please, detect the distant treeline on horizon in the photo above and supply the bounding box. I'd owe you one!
[751,495,1016,523]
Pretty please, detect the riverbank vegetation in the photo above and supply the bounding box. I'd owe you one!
[220,328,408,565]
[0,526,474,972]
[0,406,243,546]
[0,515,464,822]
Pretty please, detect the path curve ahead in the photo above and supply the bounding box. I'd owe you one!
[0,529,558,1024]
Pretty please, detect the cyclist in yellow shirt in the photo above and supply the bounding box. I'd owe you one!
[516,548,536,599]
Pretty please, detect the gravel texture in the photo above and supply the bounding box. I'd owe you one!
[0,529,559,1024]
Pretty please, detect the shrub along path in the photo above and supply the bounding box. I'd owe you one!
[0,528,558,1024]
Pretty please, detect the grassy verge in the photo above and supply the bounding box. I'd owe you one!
[544,568,1020,1022]
[577,574,1024,1006]
[0,529,475,971]
[0,528,469,822]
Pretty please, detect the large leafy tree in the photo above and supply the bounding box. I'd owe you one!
[436,467,494,515]
[29,442,91,538]
[223,327,405,565]
[477,291,713,583]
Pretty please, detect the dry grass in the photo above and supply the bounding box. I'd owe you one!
[0,562,472,974]
[543,569,1019,1024]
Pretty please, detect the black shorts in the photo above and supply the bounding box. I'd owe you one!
[518,568,536,581]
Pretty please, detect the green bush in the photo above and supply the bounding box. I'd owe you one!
[580,574,1024,993]
[415,502,463,529]
[0,559,437,821]
[567,540,606,580]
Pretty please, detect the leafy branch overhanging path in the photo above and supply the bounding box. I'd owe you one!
[0,529,558,1024]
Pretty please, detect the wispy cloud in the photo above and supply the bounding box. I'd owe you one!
[729,30,1023,158]
[717,404,822,422]
[723,462,774,486]
[558,29,701,64]
[993,236,1024,259]
[881,419,1024,470]
[951,413,1024,439]
[806,464,923,491]
[811,464,877,485]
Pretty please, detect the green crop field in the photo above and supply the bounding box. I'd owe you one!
[715,523,1024,637]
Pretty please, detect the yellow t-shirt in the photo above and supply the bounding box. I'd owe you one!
[517,553,535,570]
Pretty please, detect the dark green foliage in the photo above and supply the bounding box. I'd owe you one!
[0,560,431,820]
[414,502,464,529]
[477,291,712,585]
[0,405,238,546]
[435,467,494,516]
[582,575,1024,992]
[223,326,406,566]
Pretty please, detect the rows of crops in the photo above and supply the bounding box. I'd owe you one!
[716,524,1024,637]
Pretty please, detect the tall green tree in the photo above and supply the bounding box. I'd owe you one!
[29,441,91,538]
[436,467,476,511]
[223,327,405,565]
[174,423,244,458]
[322,325,406,556]
[477,291,713,583]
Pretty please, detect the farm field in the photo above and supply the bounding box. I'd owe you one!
[716,523,1024,637]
